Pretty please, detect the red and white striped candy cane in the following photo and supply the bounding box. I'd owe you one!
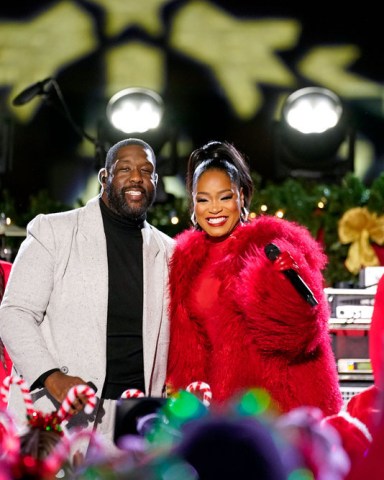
[120,388,145,399]
[0,409,20,465]
[57,384,97,422]
[44,428,105,475]
[0,375,34,416]
[186,381,212,407]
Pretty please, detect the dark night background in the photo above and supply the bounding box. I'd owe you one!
[0,0,383,213]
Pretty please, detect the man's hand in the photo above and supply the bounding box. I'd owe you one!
[44,370,90,416]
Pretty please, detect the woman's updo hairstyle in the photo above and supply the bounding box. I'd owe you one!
[186,140,254,212]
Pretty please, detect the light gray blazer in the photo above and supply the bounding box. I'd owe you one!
[0,195,175,438]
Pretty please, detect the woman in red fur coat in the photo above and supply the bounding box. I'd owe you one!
[166,140,343,416]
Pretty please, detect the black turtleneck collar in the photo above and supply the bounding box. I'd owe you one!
[99,198,146,229]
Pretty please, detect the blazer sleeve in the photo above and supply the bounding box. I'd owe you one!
[0,215,61,385]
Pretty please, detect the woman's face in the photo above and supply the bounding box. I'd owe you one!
[193,168,244,238]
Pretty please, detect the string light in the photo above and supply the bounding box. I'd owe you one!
[236,388,271,417]
[317,196,327,209]
[288,468,315,480]
[163,390,208,429]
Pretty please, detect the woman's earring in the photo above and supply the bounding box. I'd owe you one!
[240,207,249,223]
[191,212,197,227]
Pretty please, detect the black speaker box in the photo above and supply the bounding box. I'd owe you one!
[114,397,167,443]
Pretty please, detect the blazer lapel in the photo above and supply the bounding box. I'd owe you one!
[78,197,109,338]
[142,225,166,391]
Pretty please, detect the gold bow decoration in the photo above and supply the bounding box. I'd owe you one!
[338,207,384,274]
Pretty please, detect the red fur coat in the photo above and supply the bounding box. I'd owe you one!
[167,215,343,415]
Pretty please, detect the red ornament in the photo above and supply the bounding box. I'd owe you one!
[27,411,63,435]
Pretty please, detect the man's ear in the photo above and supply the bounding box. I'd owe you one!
[98,168,108,186]
[154,173,158,185]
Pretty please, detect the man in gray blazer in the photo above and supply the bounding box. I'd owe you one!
[0,138,175,455]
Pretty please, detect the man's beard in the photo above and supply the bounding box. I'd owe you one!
[106,183,155,220]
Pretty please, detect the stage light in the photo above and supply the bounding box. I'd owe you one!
[283,86,343,134]
[106,87,164,134]
[273,87,354,181]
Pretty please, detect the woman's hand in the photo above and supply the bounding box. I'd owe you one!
[272,250,299,272]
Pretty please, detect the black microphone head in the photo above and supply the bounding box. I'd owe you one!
[264,243,281,261]
[12,78,53,106]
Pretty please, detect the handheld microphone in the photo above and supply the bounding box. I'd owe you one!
[12,78,53,106]
[264,243,318,307]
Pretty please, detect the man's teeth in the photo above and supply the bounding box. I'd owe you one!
[208,217,226,224]
[126,191,141,196]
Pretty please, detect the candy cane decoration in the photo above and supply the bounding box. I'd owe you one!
[0,375,29,468]
[0,409,20,465]
[0,376,99,478]
[57,384,97,422]
[121,388,145,399]
[0,375,34,416]
[44,428,105,475]
[186,381,212,407]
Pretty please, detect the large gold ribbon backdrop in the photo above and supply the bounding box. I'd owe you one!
[338,207,384,274]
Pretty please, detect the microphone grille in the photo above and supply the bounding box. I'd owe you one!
[264,243,281,261]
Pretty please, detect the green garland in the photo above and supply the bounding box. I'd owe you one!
[2,172,384,286]
[250,172,384,286]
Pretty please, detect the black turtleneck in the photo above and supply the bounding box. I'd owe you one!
[99,199,145,399]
